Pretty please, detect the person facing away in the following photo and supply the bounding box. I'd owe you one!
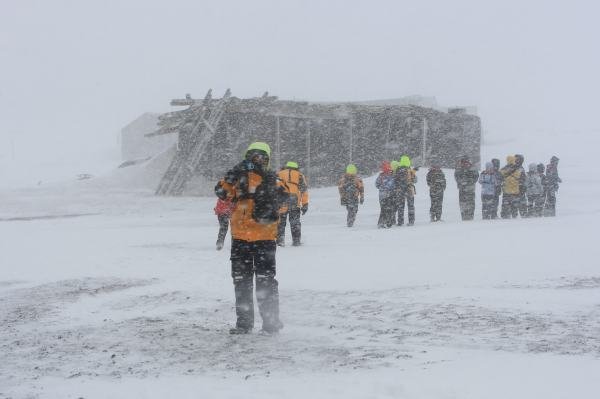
[537,163,548,210]
[213,197,235,250]
[338,164,364,227]
[454,156,480,221]
[525,163,544,217]
[426,164,446,222]
[214,141,288,335]
[514,154,529,217]
[478,162,499,220]
[491,158,503,218]
[500,155,526,218]
[544,156,561,216]
[389,160,401,224]
[375,161,396,228]
[276,161,309,247]
[394,155,417,226]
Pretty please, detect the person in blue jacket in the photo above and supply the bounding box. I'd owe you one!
[479,162,500,219]
[375,161,396,228]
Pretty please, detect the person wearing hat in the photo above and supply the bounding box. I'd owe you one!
[544,156,561,216]
[479,162,500,219]
[500,155,526,218]
[394,155,417,226]
[491,158,503,219]
[375,161,396,228]
[213,196,235,250]
[214,142,288,334]
[426,163,446,222]
[277,161,309,246]
[338,164,364,227]
[525,162,544,217]
[454,156,480,221]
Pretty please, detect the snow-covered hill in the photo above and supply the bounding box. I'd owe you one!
[1,128,599,398]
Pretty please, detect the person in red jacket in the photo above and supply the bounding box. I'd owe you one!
[214,197,235,250]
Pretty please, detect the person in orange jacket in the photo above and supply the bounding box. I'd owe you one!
[338,164,364,227]
[213,197,235,250]
[214,142,288,335]
[277,161,309,246]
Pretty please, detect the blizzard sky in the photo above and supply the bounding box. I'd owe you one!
[1,0,599,182]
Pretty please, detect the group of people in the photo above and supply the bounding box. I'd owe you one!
[367,154,561,225]
[453,154,561,221]
[211,141,561,335]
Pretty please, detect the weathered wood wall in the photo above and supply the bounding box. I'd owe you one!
[154,95,481,189]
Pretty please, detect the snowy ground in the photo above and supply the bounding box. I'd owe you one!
[1,130,600,398]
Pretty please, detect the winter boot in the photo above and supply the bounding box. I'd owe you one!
[229,326,252,335]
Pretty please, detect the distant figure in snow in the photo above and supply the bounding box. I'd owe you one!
[375,161,396,228]
[213,197,234,250]
[277,161,309,247]
[537,163,548,211]
[426,164,446,222]
[479,162,500,220]
[525,163,545,217]
[491,158,503,218]
[338,164,364,227]
[500,155,526,219]
[514,154,528,217]
[544,156,562,216]
[454,156,479,221]
[394,155,417,226]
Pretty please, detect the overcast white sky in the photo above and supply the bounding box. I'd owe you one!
[1,0,599,182]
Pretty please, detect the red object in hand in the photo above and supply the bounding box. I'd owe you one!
[214,198,235,216]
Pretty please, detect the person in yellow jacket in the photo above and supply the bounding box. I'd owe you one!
[338,164,364,227]
[277,161,309,247]
[214,142,288,334]
[500,154,526,218]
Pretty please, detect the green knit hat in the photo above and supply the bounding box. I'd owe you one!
[286,161,299,169]
[390,160,400,172]
[346,164,358,175]
[399,155,411,168]
[246,142,271,157]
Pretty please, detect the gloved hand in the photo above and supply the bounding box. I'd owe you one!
[301,204,308,215]
[360,197,364,205]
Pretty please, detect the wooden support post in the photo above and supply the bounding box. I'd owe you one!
[306,121,311,184]
[275,115,281,170]
[422,117,428,167]
[349,118,354,164]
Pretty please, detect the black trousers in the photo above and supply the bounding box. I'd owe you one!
[230,239,280,332]
[429,191,444,221]
[481,194,496,219]
[458,189,475,220]
[346,203,358,227]
[545,190,557,216]
[501,194,520,218]
[378,196,396,227]
[217,214,229,244]
[527,194,544,217]
[517,193,528,218]
[397,192,415,225]
[277,208,301,245]
[492,189,501,219]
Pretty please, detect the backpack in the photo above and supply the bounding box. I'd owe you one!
[343,176,358,197]
[223,162,281,224]
[251,171,281,224]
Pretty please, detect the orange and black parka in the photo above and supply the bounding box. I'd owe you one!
[215,142,288,242]
[277,161,309,210]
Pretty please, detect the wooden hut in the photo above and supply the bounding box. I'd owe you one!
[147,90,481,195]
